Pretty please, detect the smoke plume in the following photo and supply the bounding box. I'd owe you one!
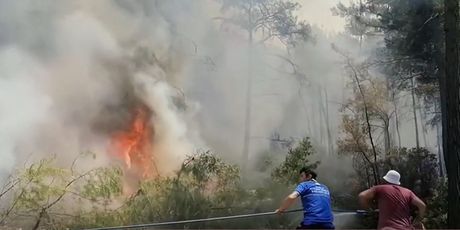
[0,0,402,185]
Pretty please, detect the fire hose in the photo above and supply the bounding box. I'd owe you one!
[83,209,375,230]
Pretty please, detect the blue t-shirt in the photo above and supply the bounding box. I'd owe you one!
[295,180,334,225]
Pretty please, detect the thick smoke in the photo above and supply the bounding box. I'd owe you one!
[0,2,442,230]
[0,0,312,177]
[1,0,433,186]
[0,0,205,178]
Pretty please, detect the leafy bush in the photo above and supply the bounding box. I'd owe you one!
[68,138,320,229]
[271,137,319,185]
[425,178,447,229]
[380,148,439,198]
[0,142,446,229]
[347,147,445,229]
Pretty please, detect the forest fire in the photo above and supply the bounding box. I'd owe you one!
[109,105,157,179]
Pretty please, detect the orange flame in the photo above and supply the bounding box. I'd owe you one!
[110,105,156,179]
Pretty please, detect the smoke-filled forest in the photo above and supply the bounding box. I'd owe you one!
[0,0,459,229]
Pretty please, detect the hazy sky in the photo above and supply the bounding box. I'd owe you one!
[297,0,346,33]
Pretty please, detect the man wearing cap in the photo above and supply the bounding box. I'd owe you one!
[275,168,334,229]
[358,170,427,230]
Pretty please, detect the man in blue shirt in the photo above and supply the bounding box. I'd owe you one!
[275,168,334,229]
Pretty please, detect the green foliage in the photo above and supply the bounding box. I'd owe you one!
[118,178,213,228]
[219,0,311,45]
[81,166,123,201]
[382,148,447,228]
[332,2,381,38]
[15,158,69,211]
[334,0,443,121]
[381,148,439,198]
[69,151,251,229]
[71,143,318,229]
[425,178,447,229]
[179,151,240,191]
[0,138,323,229]
[347,147,446,228]
[0,154,127,229]
[272,137,319,185]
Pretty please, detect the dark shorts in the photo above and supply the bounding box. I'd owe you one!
[296,222,335,229]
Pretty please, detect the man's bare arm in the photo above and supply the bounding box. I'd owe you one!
[358,188,375,210]
[276,191,299,213]
[411,193,426,220]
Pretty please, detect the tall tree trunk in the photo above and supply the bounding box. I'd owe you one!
[383,76,392,154]
[443,0,460,227]
[298,89,313,135]
[241,52,252,173]
[435,100,446,176]
[365,165,371,188]
[324,89,334,155]
[318,87,325,145]
[417,97,429,147]
[241,2,254,173]
[348,61,380,184]
[310,86,319,141]
[383,117,391,154]
[317,87,334,155]
[392,91,402,148]
[411,75,421,148]
[358,0,364,49]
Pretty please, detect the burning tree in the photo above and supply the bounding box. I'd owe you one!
[110,106,154,175]
[109,104,157,193]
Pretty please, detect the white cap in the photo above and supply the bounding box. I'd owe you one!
[383,170,401,185]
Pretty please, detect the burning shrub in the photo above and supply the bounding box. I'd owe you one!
[109,104,156,186]
[69,151,248,229]
[0,138,324,229]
